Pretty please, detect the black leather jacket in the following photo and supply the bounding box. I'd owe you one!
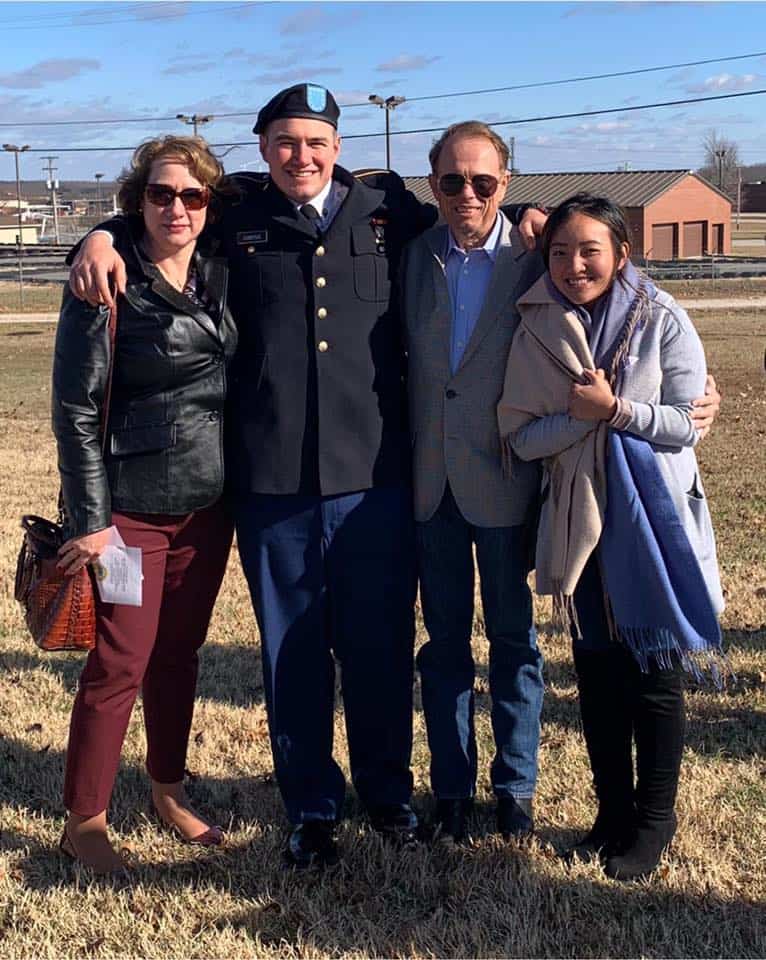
[52,226,238,537]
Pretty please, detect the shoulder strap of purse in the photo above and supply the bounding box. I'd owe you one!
[100,303,117,455]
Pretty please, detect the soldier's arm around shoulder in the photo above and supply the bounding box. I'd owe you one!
[354,168,437,239]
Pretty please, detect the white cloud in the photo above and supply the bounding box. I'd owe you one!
[685,73,762,94]
[0,59,100,90]
[376,54,441,74]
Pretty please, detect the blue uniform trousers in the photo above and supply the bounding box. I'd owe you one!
[234,486,416,824]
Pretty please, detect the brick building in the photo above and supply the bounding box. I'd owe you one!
[403,169,732,260]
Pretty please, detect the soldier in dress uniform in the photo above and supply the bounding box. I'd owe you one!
[221,84,435,866]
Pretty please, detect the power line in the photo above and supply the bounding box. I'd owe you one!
[341,88,766,140]
[7,87,766,155]
[387,50,766,105]
[2,49,765,128]
[0,2,253,30]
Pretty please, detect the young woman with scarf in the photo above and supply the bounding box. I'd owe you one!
[497,194,724,881]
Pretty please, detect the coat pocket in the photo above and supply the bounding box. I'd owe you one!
[351,224,391,303]
[110,422,176,456]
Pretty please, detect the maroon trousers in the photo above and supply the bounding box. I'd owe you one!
[63,500,233,816]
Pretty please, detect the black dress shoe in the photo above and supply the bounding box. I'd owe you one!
[367,804,419,846]
[433,799,473,843]
[284,820,339,868]
[497,796,534,839]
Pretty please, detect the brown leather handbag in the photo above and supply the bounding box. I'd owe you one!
[14,305,117,653]
[15,514,97,651]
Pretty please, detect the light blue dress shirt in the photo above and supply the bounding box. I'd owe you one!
[445,213,504,373]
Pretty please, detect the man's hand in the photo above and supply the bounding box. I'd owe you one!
[56,528,112,576]
[569,368,616,421]
[69,233,127,309]
[517,207,548,252]
[691,374,721,440]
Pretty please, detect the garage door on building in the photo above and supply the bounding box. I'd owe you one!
[683,221,706,257]
[652,223,676,259]
[712,223,725,254]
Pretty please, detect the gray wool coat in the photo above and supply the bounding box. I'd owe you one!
[507,279,724,614]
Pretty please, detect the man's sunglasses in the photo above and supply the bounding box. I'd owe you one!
[437,174,499,199]
[144,184,211,210]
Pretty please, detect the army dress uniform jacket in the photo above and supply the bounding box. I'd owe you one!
[219,165,435,497]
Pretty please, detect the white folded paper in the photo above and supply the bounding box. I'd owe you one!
[92,527,143,606]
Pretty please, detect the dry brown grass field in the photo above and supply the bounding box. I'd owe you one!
[0,307,764,959]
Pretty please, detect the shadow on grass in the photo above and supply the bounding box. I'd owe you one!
[218,838,764,958]
[0,641,265,708]
[2,743,763,958]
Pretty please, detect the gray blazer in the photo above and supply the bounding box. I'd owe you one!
[400,213,545,525]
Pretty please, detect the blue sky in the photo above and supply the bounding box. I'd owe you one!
[1,1,765,184]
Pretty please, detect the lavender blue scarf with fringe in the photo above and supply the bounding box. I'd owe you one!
[554,261,723,676]
[601,430,723,677]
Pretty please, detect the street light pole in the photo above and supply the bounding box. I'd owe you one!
[368,95,406,169]
[176,113,213,136]
[2,143,30,309]
[714,148,727,190]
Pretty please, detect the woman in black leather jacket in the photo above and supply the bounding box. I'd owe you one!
[51,136,238,873]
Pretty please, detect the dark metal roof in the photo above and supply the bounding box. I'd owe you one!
[403,170,731,209]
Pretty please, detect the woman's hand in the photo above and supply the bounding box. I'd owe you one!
[56,528,113,576]
[568,368,617,422]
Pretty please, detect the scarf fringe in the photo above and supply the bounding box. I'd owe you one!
[616,624,732,689]
[550,584,582,640]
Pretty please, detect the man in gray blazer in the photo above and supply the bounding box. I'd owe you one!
[400,121,723,845]
[400,121,546,843]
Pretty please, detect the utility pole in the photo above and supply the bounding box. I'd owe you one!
[95,172,104,215]
[714,148,726,190]
[508,136,516,174]
[41,155,60,243]
[368,95,406,169]
[176,113,212,136]
[736,167,742,230]
[2,143,30,309]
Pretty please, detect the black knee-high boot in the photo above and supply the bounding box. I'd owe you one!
[605,658,685,880]
[566,646,636,862]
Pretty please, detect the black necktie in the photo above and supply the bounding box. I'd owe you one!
[299,203,321,234]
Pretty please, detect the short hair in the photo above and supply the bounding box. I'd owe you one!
[429,121,509,174]
[117,135,228,220]
[541,192,632,266]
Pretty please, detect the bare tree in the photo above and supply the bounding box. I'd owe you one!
[698,130,740,198]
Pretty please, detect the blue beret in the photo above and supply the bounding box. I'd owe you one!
[253,83,340,134]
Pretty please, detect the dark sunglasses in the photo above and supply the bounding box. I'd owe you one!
[144,184,210,210]
[437,173,499,199]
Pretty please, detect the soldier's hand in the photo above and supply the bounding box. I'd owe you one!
[691,373,721,440]
[518,207,548,252]
[69,234,127,309]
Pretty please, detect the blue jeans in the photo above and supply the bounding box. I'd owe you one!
[234,487,416,824]
[416,484,543,800]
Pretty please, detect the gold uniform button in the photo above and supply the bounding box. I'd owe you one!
[318,340,329,352]
[247,245,255,253]
[317,307,328,319]
[315,245,326,257]
[315,276,326,288]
